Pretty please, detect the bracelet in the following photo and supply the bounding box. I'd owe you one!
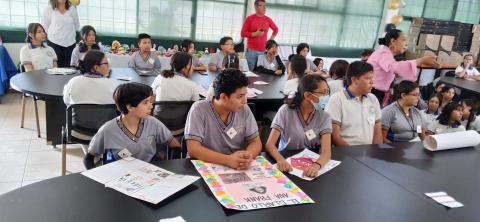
[313,162,322,168]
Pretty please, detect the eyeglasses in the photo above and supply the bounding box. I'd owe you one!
[100,62,110,66]
[309,90,329,97]
[407,93,420,97]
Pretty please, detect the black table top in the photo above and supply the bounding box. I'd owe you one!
[340,142,480,222]
[9,68,286,101]
[439,76,480,94]
[0,149,459,222]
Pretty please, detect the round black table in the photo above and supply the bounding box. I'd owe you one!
[439,76,480,95]
[9,68,287,145]
[0,149,457,222]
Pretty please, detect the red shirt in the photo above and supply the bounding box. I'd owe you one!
[241,14,278,51]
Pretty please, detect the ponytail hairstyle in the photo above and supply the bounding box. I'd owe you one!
[78,50,105,74]
[378,29,402,46]
[25,23,46,47]
[392,80,419,101]
[79,25,100,53]
[161,52,192,78]
[285,74,329,109]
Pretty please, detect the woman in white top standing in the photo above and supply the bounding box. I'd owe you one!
[20,23,57,71]
[455,54,480,80]
[42,0,80,68]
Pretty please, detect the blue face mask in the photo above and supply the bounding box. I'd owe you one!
[312,95,329,110]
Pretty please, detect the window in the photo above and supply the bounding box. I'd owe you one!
[423,0,455,20]
[138,0,193,38]
[78,0,137,35]
[454,0,480,24]
[195,0,245,42]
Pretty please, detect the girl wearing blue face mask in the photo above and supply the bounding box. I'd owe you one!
[266,75,332,178]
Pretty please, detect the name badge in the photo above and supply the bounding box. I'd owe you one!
[417,125,422,133]
[305,129,317,141]
[148,58,155,64]
[118,148,132,160]
[270,63,276,69]
[227,127,238,139]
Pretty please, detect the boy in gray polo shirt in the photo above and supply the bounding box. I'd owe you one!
[208,36,235,72]
[128,33,161,70]
[325,61,382,146]
[185,69,262,170]
[84,83,180,169]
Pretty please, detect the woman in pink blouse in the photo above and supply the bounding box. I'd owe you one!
[368,29,438,107]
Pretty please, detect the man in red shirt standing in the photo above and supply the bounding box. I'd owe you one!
[241,0,278,72]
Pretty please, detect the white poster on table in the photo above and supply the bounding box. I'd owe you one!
[423,130,480,151]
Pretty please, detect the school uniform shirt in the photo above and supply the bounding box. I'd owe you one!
[271,104,332,151]
[327,79,344,95]
[88,116,174,162]
[63,74,119,106]
[455,65,480,77]
[151,72,205,101]
[421,109,440,128]
[255,54,285,75]
[42,6,80,47]
[382,102,424,142]
[306,58,318,72]
[20,44,57,70]
[184,100,259,155]
[461,117,480,131]
[128,51,161,69]
[427,120,466,135]
[325,88,382,146]
[192,56,202,67]
[208,51,226,70]
[70,45,86,67]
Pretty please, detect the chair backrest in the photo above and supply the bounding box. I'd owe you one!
[66,104,119,139]
[153,101,195,132]
[445,71,456,77]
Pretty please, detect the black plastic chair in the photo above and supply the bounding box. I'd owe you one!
[445,70,456,77]
[61,104,118,175]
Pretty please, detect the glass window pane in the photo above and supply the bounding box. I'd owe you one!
[399,0,425,17]
[195,0,245,42]
[423,0,455,20]
[454,0,480,24]
[138,0,192,38]
[340,15,381,48]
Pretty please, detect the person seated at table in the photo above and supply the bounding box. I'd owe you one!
[296,43,321,75]
[254,39,285,76]
[327,59,349,95]
[151,52,205,101]
[208,36,235,72]
[427,102,466,135]
[313,57,328,78]
[63,50,118,106]
[434,81,445,94]
[421,93,442,127]
[84,83,181,168]
[20,23,57,71]
[461,99,480,131]
[70,25,100,68]
[325,61,382,146]
[283,54,307,96]
[222,52,241,70]
[181,39,206,71]
[266,75,332,177]
[360,49,374,62]
[185,69,262,170]
[128,33,161,70]
[381,80,426,143]
[439,85,455,111]
[455,54,480,80]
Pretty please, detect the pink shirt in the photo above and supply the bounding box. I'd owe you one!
[241,14,278,51]
[367,46,417,92]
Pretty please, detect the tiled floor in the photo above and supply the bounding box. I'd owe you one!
[0,92,86,195]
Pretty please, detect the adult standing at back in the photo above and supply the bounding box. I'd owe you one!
[42,0,80,68]
[241,0,278,71]
[367,28,438,107]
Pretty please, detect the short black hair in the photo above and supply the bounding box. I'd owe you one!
[219,36,233,47]
[213,69,249,100]
[392,80,419,101]
[440,84,454,95]
[138,33,151,43]
[346,61,373,85]
[254,0,266,5]
[79,50,105,73]
[181,39,194,52]
[437,102,462,126]
[296,43,310,54]
[290,54,307,78]
[313,58,323,66]
[113,83,153,114]
[329,59,349,79]
[266,39,278,50]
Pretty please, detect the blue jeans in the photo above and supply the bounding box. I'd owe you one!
[245,49,264,71]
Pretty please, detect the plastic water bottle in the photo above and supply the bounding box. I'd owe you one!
[103,149,116,164]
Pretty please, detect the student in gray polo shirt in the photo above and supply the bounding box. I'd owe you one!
[128,33,161,70]
[84,83,180,169]
[254,39,285,75]
[185,69,262,170]
[325,61,383,146]
[208,36,235,72]
[427,102,466,135]
[382,81,426,143]
[266,75,332,177]
[296,43,321,75]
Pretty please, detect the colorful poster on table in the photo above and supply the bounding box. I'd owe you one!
[283,149,341,181]
[192,156,314,211]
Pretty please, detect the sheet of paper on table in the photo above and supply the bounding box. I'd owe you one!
[281,149,341,181]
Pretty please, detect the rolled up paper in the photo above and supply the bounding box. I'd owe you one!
[423,130,480,151]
